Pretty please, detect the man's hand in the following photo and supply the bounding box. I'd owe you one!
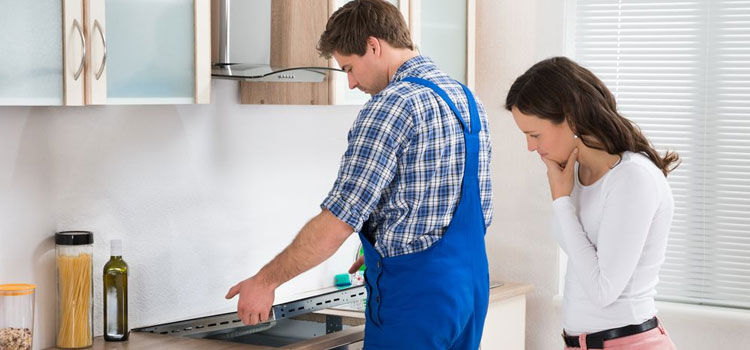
[541,148,578,200]
[225,275,276,325]
[224,210,354,326]
[348,255,365,274]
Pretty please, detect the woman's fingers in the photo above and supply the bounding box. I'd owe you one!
[541,156,561,172]
[564,148,579,174]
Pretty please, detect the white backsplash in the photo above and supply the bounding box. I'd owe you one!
[0,79,362,349]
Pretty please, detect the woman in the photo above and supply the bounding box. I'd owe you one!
[506,57,679,350]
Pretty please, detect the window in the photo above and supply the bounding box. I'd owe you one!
[570,0,750,309]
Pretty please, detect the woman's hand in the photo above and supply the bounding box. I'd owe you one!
[541,148,578,200]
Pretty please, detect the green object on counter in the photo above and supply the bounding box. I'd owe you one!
[334,273,351,288]
[358,246,366,272]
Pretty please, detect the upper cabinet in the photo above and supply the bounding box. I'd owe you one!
[412,0,475,89]
[230,0,474,105]
[0,0,210,106]
[329,0,475,105]
[237,0,330,105]
[0,0,66,105]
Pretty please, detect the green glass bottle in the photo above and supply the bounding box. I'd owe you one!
[103,239,129,341]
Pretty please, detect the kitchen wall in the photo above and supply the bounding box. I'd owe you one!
[2,1,749,349]
[476,1,565,349]
[477,0,750,349]
[0,80,362,349]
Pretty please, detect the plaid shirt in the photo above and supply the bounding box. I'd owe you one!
[321,56,493,258]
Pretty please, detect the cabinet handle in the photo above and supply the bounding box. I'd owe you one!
[72,19,86,81]
[93,20,107,80]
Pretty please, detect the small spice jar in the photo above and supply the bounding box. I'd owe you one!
[55,231,94,349]
[0,284,36,350]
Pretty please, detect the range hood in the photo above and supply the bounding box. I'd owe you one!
[212,0,341,83]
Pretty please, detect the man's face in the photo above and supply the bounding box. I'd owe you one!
[333,38,390,96]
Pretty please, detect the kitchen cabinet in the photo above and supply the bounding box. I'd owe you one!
[412,0,475,88]
[0,0,69,105]
[0,0,210,106]
[234,0,403,105]
[329,0,475,105]
[480,282,533,350]
[238,0,330,105]
[233,0,473,105]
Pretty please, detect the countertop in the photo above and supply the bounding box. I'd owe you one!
[44,282,533,350]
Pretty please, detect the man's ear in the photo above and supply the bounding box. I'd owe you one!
[367,36,381,56]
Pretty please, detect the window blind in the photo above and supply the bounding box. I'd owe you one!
[572,0,750,309]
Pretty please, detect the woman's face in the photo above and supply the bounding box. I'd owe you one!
[511,106,577,167]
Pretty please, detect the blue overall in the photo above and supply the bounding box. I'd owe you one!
[359,77,489,350]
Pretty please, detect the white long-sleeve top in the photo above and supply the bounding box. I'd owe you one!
[552,151,674,335]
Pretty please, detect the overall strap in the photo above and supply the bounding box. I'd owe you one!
[402,77,481,135]
[402,76,481,182]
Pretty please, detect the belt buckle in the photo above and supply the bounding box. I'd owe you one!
[561,333,573,347]
[587,336,604,349]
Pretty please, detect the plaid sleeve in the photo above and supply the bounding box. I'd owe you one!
[477,98,494,228]
[321,93,414,232]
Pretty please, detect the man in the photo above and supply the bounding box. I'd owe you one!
[225,0,493,348]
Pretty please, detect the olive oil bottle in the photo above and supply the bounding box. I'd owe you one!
[103,239,129,341]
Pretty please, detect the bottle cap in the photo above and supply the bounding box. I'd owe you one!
[111,239,123,256]
[55,231,94,245]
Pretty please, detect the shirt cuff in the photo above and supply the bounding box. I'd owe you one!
[320,195,365,232]
[552,195,573,209]
[552,196,580,236]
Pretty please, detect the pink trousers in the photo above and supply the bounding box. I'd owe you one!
[564,320,676,350]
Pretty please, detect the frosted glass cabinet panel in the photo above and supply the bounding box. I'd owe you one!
[0,0,209,106]
[86,0,209,105]
[412,0,475,88]
[0,0,64,105]
[328,0,474,105]
[104,0,195,104]
[418,0,467,84]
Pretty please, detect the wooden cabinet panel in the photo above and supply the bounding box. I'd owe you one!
[240,0,330,105]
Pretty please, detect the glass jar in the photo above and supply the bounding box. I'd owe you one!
[0,284,35,350]
[55,231,94,349]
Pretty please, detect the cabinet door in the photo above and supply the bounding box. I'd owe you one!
[329,0,406,105]
[412,0,475,88]
[0,0,71,106]
[85,0,210,105]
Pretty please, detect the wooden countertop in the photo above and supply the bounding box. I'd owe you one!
[42,326,365,350]
[319,281,533,319]
[44,332,275,350]
[45,282,532,350]
[488,281,534,304]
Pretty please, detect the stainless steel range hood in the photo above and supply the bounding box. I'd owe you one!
[212,64,338,83]
[212,0,342,82]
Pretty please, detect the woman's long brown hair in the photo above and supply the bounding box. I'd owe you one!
[505,56,679,176]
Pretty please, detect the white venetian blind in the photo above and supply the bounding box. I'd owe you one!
[573,0,750,309]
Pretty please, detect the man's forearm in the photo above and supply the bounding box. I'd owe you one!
[256,210,353,289]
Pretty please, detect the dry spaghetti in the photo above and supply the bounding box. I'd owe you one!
[56,253,92,348]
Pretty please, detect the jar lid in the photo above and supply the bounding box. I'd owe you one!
[55,231,94,245]
[0,284,36,296]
